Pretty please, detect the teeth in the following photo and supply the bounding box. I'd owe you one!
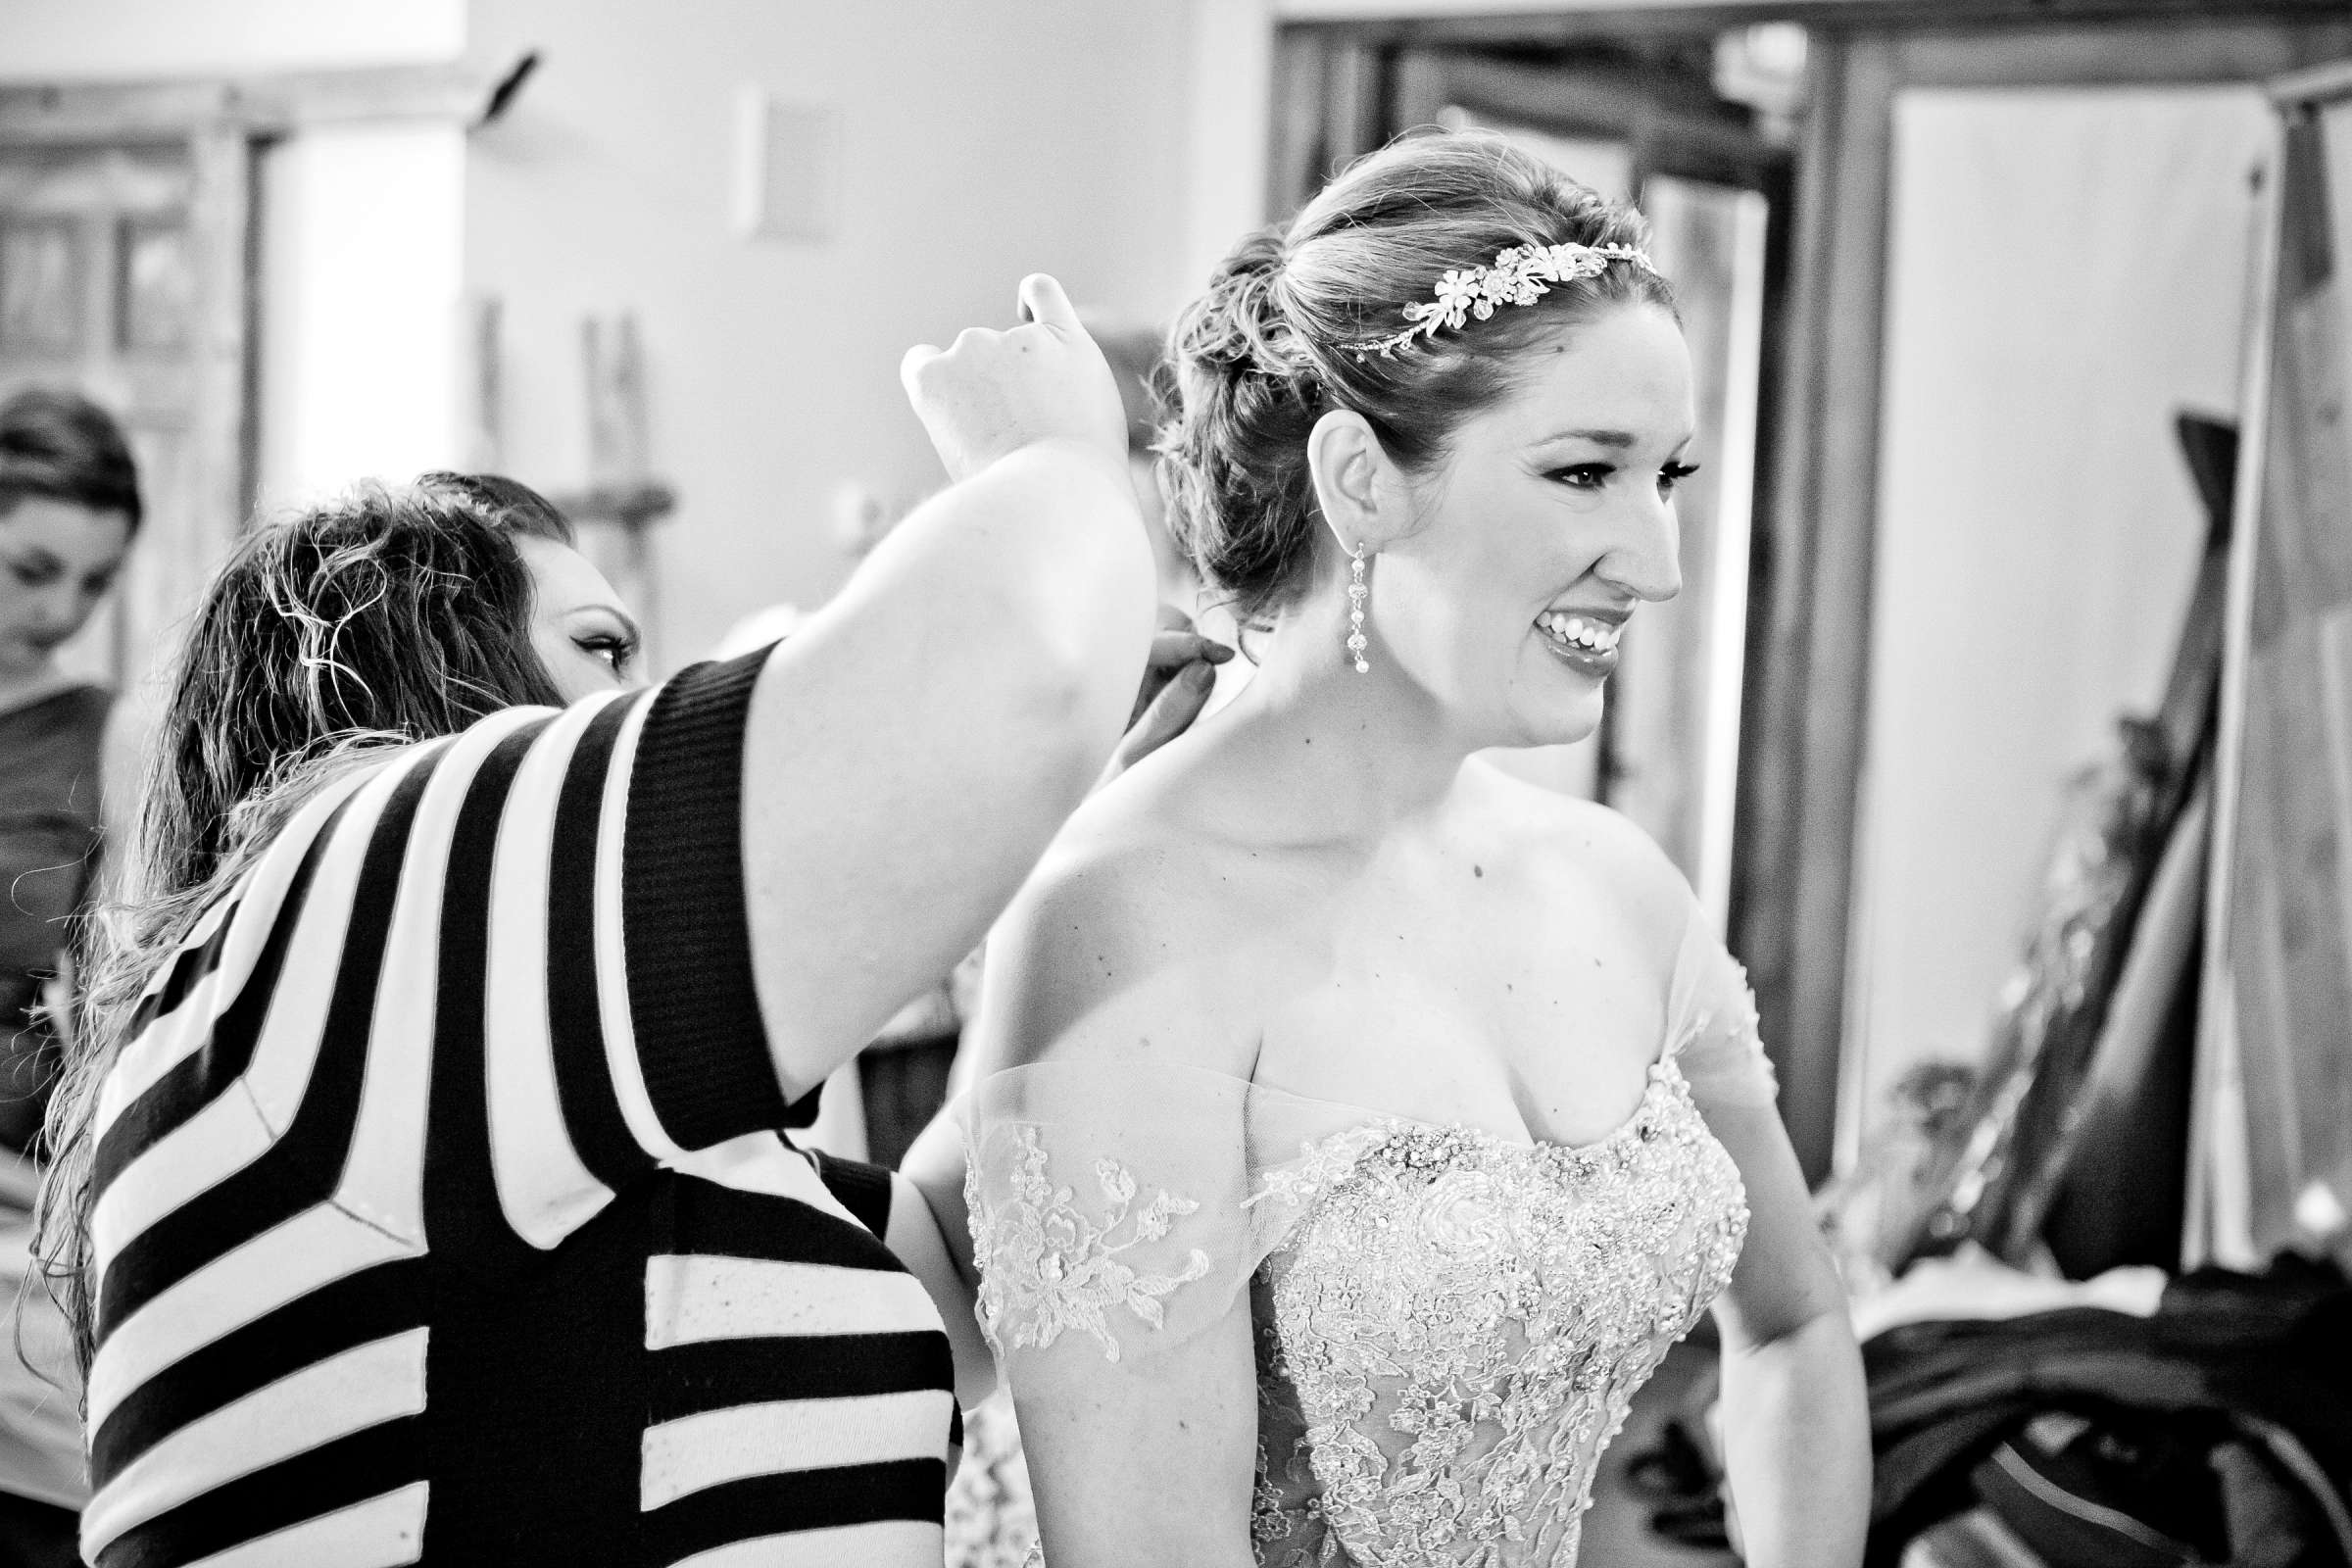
[1539,612,1622,652]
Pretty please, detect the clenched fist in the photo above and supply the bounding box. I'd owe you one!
[901,274,1129,483]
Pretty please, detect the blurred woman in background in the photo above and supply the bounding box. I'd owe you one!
[0,389,139,1154]
[0,387,139,1568]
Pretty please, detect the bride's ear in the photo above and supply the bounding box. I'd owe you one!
[1305,408,1405,557]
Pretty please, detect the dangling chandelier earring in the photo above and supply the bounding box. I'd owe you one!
[1347,542,1371,673]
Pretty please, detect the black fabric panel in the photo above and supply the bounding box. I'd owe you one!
[618,652,791,1149]
[88,1257,429,1485]
[422,707,663,1565]
[92,753,440,1346]
[639,1458,949,1560]
[809,1150,894,1238]
[421,720,544,1278]
[645,1330,955,1423]
[417,1176,653,1566]
[93,1417,426,1568]
[543,692,657,1194]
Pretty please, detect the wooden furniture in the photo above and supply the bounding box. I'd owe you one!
[2192,59,2352,1271]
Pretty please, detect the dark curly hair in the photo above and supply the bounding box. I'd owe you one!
[1159,128,1678,628]
[0,388,143,534]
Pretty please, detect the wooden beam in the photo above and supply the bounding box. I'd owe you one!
[2270,55,2352,108]
[1728,29,1900,1185]
[186,122,257,548]
[1889,16,2352,86]
[1277,0,2343,31]
[1266,28,1391,216]
[1392,51,1775,173]
[0,61,502,144]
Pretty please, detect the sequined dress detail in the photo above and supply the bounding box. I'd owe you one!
[1244,1059,1746,1567]
[958,922,1770,1568]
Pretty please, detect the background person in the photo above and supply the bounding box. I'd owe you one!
[0,388,140,1568]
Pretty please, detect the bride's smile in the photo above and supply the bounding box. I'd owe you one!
[1348,299,1696,750]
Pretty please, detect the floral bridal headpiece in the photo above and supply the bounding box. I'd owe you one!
[1348,239,1658,359]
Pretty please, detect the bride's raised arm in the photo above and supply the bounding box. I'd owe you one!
[906,825,1269,1568]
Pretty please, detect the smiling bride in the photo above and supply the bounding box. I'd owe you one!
[906,128,1866,1568]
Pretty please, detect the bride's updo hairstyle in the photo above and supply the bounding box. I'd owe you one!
[1160,129,1676,627]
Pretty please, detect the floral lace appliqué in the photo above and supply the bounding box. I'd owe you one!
[969,1123,1212,1363]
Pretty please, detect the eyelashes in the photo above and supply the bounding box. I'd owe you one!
[574,632,639,675]
[1548,460,1702,494]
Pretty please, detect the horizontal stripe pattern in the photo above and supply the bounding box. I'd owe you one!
[83,655,953,1567]
[642,1390,956,1508]
[646,1255,946,1348]
[85,1330,428,1557]
[182,1481,429,1568]
[671,1518,946,1568]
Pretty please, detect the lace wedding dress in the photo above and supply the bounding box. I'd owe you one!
[961,914,1774,1568]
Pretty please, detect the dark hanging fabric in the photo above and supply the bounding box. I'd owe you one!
[1864,1263,2352,1568]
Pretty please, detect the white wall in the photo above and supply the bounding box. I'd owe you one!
[0,0,464,80]
[255,123,468,509]
[1846,87,2273,1129]
[1184,0,1275,285]
[464,0,1198,664]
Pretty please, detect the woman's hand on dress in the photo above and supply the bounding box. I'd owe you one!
[1102,607,1232,785]
[902,274,1130,484]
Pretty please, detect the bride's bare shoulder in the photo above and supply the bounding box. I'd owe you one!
[1460,759,1695,956]
[969,768,1276,1080]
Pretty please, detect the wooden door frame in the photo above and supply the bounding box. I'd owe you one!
[0,62,508,564]
[1740,11,2352,1182]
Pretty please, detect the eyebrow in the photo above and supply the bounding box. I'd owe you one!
[573,605,644,645]
[1534,428,1641,449]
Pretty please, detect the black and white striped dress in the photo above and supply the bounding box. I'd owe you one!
[82,653,957,1567]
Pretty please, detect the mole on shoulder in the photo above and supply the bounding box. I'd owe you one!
[1473,864,1484,878]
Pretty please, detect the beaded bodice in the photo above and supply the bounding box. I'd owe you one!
[1246,1058,1748,1568]
[958,918,1771,1568]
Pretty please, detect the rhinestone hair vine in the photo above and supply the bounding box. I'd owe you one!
[1347,241,1659,360]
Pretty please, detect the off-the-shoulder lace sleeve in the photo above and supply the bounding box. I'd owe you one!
[962,1061,1271,1371]
[1663,914,1779,1108]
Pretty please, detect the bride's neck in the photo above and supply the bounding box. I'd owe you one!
[1211,609,1476,832]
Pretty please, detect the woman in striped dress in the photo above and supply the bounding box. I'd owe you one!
[38,278,1178,1568]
